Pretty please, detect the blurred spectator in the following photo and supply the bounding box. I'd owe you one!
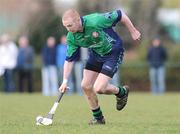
[147,37,168,94]
[17,36,34,93]
[56,35,74,94]
[0,34,18,92]
[0,45,5,77]
[110,69,120,86]
[41,36,58,96]
[72,48,83,95]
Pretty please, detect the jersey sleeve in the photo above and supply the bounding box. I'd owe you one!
[96,10,122,28]
[65,33,80,62]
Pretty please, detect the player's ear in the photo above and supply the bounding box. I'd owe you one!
[62,17,65,26]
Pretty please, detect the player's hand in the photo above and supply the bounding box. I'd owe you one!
[59,83,68,93]
[131,29,141,42]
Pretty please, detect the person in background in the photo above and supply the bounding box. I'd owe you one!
[17,36,34,93]
[42,36,58,96]
[56,35,74,94]
[72,48,83,95]
[147,37,168,94]
[0,34,18,92]
[110,69,120,86]
[0,39,5,77]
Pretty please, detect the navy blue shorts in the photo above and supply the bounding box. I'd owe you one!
[85,44,124,78]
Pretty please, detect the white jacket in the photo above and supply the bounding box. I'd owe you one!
[0,41,18,70]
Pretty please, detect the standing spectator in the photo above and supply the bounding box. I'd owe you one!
[56,35,74,94]
[42,36,58,96]
[72,48,83,95]
[17,36,34,93]
[110,69,120,86]
[0,41,5,77]
[147,37,168,94]
[0,34,18,92]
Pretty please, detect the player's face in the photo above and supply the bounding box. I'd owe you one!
[63,18,79,33]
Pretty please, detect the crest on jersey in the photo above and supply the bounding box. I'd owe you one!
[92,31,99,38]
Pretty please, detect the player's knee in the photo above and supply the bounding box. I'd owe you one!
[93,85,104,94]
[81,81,93,92]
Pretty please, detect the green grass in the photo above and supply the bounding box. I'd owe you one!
[0,93,180,134]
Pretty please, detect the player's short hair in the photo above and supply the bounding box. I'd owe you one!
[62,9,80,22]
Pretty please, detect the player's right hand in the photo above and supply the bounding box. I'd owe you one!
[131,29,141,41]
[59,83,68,93]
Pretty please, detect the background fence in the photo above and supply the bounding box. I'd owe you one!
[0,63,179,92]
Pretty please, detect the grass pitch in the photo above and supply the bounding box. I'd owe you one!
[0,92,180,134]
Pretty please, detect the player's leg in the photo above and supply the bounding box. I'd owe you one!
[92,45,128,110]
[93,73,129,111]
[81,69,99,109]
[93,73,118,95]
[81,51,107,124]
[81,69,105,125]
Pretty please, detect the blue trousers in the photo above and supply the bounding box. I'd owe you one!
[149,66,166,94]
[42,66,58,96]
[4,69,15,92]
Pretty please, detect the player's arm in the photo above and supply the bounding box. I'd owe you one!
[120,11,141,41]
[59,33,80,93]
[59,47,80,93]
[96,10,122,28]
[59,60,74,93]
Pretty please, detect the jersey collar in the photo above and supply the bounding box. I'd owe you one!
[80,17,85,33]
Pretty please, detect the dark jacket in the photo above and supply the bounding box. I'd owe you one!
[147,45,167,68]
[17,46,34,70]
[42,45,57,66]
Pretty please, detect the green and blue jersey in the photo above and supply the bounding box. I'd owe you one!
[66,10,122,61]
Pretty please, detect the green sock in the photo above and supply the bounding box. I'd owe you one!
[115,86,126,97]
[92,107,103,120]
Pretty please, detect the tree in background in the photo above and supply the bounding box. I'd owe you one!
[130,0,161,40]
[21,0,65,53]
[77,0,121,15]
